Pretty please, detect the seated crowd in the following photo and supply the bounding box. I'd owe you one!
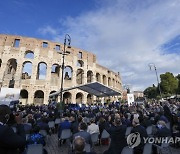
[0,99,180,154]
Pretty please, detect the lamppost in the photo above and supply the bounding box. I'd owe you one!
[59,34,71,104]
[148,63,162,99]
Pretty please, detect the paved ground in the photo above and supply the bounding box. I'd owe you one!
[45,134,180,154]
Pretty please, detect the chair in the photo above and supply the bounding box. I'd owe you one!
[121,146,133,154]
[146,126,153,136]
[125,127,132,137]
[48,121,55,133]
[55,118,61,125]
[101,129,110,139]
[143,143,152,154]
[26,144,43,154]
[91,133,99,145]
[59,129,72,140]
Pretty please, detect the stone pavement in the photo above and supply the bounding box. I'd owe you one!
[45,134,180,154]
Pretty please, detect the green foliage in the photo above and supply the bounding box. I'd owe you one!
[144,86,158,99]
[160,72,178,94]
[176,74,180,94]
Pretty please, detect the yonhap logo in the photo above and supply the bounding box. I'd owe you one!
[127,132,141,148]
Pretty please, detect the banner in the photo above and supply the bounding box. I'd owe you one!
[127,94,134,105]
[0,88,20,105]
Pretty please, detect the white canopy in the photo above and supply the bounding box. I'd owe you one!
[49,82,121,97]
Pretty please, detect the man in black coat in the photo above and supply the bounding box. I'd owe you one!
[131,118,148,154]
[0,105,26,154]
[103,116,127,154]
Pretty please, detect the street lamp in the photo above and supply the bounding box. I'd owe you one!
[59,34,71,104]
[148,63,162,99]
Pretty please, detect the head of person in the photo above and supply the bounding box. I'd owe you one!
[114,117,121,126]
[157,120,166,129]
[132,118,140,127]
[0,105,11,124]
[73,136,85,153]
[32,125,40,133]
[90,118,95,124]
[79,122,87,131]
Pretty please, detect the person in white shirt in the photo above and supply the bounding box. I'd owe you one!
[87,118,99,134]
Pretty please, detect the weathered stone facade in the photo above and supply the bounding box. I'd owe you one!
[0,34,122,105]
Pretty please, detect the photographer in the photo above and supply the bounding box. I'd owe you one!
[0,104,26,154]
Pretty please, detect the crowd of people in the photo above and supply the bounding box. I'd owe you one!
[0,99,180,154]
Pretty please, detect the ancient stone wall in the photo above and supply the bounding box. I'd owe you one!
[0,34,122,105]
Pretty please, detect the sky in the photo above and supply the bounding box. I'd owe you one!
[0,0,180,91]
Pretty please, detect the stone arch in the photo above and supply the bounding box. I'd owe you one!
[63,92,72,104]
[76,92,83,104]
[108,77,112,87]
[6,58,17,75]
[22,61,32,79]
[51,64,60,85]
[20,89,28,105]
[37,62,47,79]
[87,70,93,83]
[0,59,2,68]
[77,60,84,67]
[96,73,101,82]
[112,78,115,87]
[87,94,93,104]
[24,50,34,59]
[49,90,58,101]
[103,75,107,85]
[76,69,84,84]
[64,66,73,80]
[34,90,44,104]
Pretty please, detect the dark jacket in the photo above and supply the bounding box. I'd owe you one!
[0,124,26,154]
[131,125,148,153]
[104,124,127,154]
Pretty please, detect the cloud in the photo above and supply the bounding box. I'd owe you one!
[38,0,180,91]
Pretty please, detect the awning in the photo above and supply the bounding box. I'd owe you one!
[49,82,121,97]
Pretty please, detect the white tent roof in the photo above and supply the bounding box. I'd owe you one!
[49,82,121,97]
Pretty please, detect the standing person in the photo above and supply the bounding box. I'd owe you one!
[103,117,127,154]
[0,105,26,154]
[131,118,148,154]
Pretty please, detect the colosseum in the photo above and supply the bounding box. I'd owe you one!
[0,34,122,105]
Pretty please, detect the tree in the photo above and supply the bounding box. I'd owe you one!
[160,72,178,95]
[144,86,158,99]
[176,74,180,94]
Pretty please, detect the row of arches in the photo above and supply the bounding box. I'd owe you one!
[20,89,93,104]
[1,58,121,88]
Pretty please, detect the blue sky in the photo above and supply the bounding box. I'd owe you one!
[0,0,180,91]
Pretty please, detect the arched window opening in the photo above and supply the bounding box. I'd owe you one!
[20,89,28,105]
[76,69,84,84]
[6,59,17,75]
[96,73,101,82]
[103,75,107,85]
[77,60,84,67]
[87,71,93,83]
[34,90,44,104]
[64,66,73,80]
[20,89,28,98]
[0,59,2,68]
[87,94,93,104]
[24,51,34,59]
[108,77,112,87]
[63,92,72,104]
[51,64,60,75]
[76,93,83,104]
[49,91,58,102]
[37,62,47,80]
[22,61,32,79]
